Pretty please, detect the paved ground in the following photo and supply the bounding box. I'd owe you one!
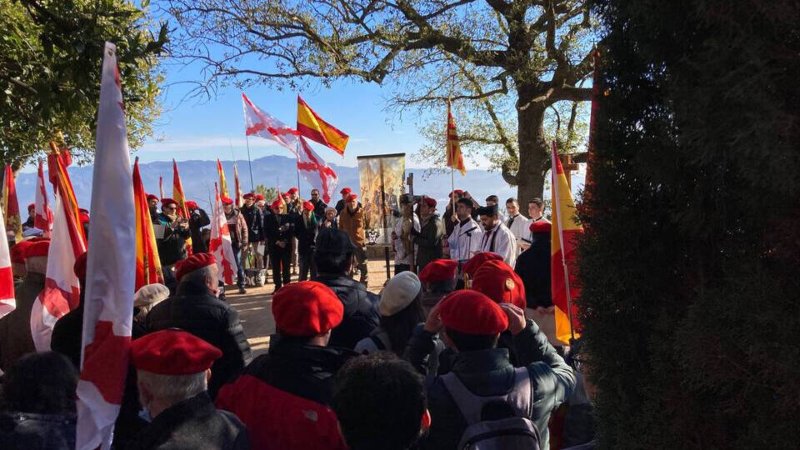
[225,257,393,357]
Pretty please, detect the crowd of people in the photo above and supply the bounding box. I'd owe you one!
[0,186,597,450]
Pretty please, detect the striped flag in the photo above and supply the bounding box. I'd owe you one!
[172,159,189,219]
[30,148,86,351]
[34,160,54,236]
[3,164,22,243]
[209,183,237,284]
[76,42,137,450]
[550,141,583,345]
[0,203,14,318]
[446,101,466,175]
[134,158,164,289]
[217,159,230,198]
[297,95,349,155]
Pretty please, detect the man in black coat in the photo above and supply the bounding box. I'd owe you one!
[264,200,296,290]
[145,253,252,399]
[309,188,328,222]
[186,200,211,253]
[295,201,319,281]
[155,199,191,286]
[240,193,264,245]
[312,228,379,349]
[515,220,552,310]
[128,329,248,450]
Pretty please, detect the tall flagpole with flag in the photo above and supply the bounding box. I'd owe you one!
[234,163,244,207]
[134,158,164,289]
[34,159,54,237]
[76,42,137,450]
[550,141,584,344]
[3,164,22,243]
[209,183,237,284]
[172,159,189,219]
[296,95,350,155]
[217,159,230,198]
[445,99,466,217]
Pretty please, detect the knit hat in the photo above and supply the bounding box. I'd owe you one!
[379,272,422,316]
[134,283,170,308]
[132,330,222,375]
[439,290,508,335]
[272,281,344,337]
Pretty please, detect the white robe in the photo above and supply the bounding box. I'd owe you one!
[393,213,420,266]
[506,213,531,256]
[480,222,517,267]
[447,217,484,262]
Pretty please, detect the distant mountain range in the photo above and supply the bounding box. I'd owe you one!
[14,154,521,212]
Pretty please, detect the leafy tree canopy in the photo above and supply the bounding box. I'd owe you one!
[0,0,167,166]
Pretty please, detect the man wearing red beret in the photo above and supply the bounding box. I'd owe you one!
[335,187,352,215]
[264,198,295,290]
[146,253,251,398]
[222,196,249,294]
[410,291,575,450]
[338,193,368,284]
[156,198,192,286]
[128,330,248,450]
[217,281,354,450]
[515,219,556,343]
[418,258,458,314]
[239,193,264,274]
[412,196,444,274]
[294,200,319,281]
[22,203,35,231]
[185,200,211,254]
[0,239,49,371]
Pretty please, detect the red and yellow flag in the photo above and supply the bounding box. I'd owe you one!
[551,141,583,345]
[2,165,22,243]
[172,159,189,219]
[47,144,86,246]
[446,101,466,175]
[133,158,163,289]
[297,95,349,155]
[217,159,229,198]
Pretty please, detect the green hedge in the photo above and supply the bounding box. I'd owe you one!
[579,1,800,448]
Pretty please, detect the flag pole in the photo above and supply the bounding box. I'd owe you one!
[244,134,255,191]
[552,140,576,342]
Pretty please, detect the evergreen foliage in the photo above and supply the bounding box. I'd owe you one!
[579,0,800,447]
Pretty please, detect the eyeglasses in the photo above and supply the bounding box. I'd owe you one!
[163,206,176,211]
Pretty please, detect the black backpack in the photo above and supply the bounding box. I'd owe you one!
[441,367,541,450]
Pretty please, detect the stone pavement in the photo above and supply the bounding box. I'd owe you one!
[225,257,394,357]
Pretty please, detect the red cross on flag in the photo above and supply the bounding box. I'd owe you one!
[209,183,237,285]
[297,137,338,204]
[242,92,299,155]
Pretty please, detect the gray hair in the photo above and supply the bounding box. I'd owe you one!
[325,207,337,214]
[137,370,207,404]
[180,265,215,287]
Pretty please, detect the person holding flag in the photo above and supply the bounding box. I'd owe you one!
[222,196,248,294]
[156,198,191,287]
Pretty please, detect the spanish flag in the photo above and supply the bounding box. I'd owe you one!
[446,101,466,175]
[2,165,22,243]
[297,96,349,155]
[172,159,189,219]
[133,158,163,289]
[217,159,229,198]
[551,141,583,345]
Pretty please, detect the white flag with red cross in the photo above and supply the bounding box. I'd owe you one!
[297,136,338,204]
[209,183,237,285]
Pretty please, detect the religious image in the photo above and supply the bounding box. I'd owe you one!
[356,154,405,245]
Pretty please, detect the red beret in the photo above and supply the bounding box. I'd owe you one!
[28,203,35,211]
[254,194,265,201]
[302,201,314,212]
[24,240,50,259]
[462,252,503,278]
[418,259,457,284]
[79,210,90,226]
[340,187,351,195]
[287,187,298,195]
[161,198,177,207]
[422,197,437,208]
[132,329,221,375]
[272,281,344,337]
[449,190,464,198]
[530,220,552,234]
[271,200,283,210]
[439,290,508,335]
[175,253,217,281]
[10,241,32,264]
[221,197,234,205]
[346,194,358,202]
[146,194,159,202]
[242,193,255,200]
[281,192,290,198]
[471,260,526,309]
[74,251,88,283]
[185,201,198,210]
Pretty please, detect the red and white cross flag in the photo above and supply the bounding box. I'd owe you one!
[298,136,339,204]
[76,42,137,450]
[242,92,299,155]
[0,206,15,319]
[34,159,53,236]
[209,183,237,285]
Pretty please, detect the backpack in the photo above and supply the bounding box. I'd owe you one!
[441,367,540,450]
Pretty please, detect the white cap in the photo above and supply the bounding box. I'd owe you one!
[134,283,170,308]
[379,271,422,316]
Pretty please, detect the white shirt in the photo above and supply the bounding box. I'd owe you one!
[393,213,420,266]
[447,217,484,262]
[480,222,517,267]
[506,213,531,255]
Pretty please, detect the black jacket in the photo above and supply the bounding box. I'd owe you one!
[126,392,248,450]
[156,214,191,266]
[310,199,327,221]
[515,232,552,308]
[240,204,264,243]
[294,214,318,253]
[264,212,296,251]
[145,282,252,398]
[313,274,380,349]
[0,412,75,450]
[189,208,211,253]
[415,321,575,450]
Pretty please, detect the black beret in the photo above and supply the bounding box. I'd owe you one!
[476,204,499,216]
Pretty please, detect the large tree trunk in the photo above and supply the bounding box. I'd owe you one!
[514,91,549,205]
